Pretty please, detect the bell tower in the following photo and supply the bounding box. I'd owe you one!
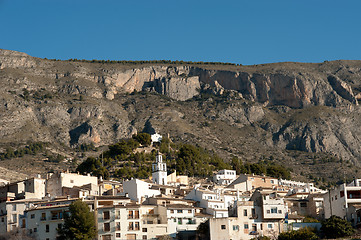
[152,153,167,185]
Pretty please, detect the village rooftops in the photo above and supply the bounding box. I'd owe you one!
[165,204,195,209]
[26,203,70,211]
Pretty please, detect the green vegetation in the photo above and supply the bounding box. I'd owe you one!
[132,133,151,146]
[230,156,291,179]
[321,215,354,239]
[251,237,271,240]
[0,142,47,160]
[175,144,230,177]
[278,227,319,240]
[75,133,292,181]
[19,88,53,101]
[57,200,97,240]
[77,143,96,152]
[61,58,239,66]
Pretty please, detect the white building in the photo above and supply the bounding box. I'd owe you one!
[122,179,161,203]
[213,169,237,185]
[0,198,44,234]
[323,179,361,226]
[185,188,245,218]
[210,200,283,240]
[152,154,167,186]
[157,204,209,239]
[46,172,98,197]
[97,203,167,240]
[151,133,162,143]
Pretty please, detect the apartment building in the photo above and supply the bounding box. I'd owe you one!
[97,203,167,240]
[46,172,98,197]
[210,199,283,240]
[227,174,278,192]
[323,179,361,226]
[213,169,237,185]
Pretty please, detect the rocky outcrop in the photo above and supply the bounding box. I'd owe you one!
[153,76,200,101]
[1,49,361,163]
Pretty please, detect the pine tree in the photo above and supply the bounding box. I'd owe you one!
[57,200,97,240]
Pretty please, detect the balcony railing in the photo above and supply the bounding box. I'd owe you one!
[250,214,258,219]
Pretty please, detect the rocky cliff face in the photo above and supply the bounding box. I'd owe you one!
[1,49,361,169]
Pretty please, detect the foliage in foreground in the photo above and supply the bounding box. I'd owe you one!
[57,200,97,240]
[321,215,354,239]
[278,227,319,240]
[0,228,36,240]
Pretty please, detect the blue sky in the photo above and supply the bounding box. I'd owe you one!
[1,0,360,65]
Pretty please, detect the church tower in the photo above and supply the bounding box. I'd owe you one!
[152,153,167,185]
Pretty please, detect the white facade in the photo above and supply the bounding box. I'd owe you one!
[152,154,167,186]
[156,204,208,238]
[151,133,163,143]
[97,204,167,240]
[0,199,43,234]
[323,180,361,225]
[213,169,237,185]
[210,200,283,240]
[185,188,242,218]
[46,172,98,197]
[122,179,161,203]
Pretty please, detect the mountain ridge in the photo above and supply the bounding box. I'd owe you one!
[0,49,360,183]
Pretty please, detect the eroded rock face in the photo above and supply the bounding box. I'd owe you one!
[1,49,361,163]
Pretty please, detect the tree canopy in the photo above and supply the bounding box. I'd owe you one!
[321,215,354,239]
[57,200,97,240]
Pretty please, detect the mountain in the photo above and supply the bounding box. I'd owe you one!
[0,49,360,183]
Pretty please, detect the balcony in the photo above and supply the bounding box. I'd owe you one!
[250,214,258,219]
[249,231,259,235]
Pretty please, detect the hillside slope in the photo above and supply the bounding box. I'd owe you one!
[0,49,360,183]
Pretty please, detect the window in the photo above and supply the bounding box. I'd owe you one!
[142,228,147,232]
[30,214,35,219]
[12,214,17,223]
[103,211,110,220]
[1,218,4,222]
[170,210,174,213]
[134,222,140,231]
[177,210,182,213]
[271,208,277,213]
[104,223,110,232]
[70,180,74,183]
[128,210,134,219]
[243,209,247,216]
[143,236,147,240]
[116,233,121,238]
[244,224,249,229]
[116,222,121,231]
[268,224,273,229]
[178,218,182,225]
[46,224,49,233]
[129,222,134,231]
[34,228,37,232]
[134,210,139,219]
[300,202,307,208]
[12,205,16,211]
[188,210,192,213]
[271,180,274,184]
[116,210,121,219]
[278,210,282,214]
[221,225,226,230]
[233,225,239,231]
[41,213,46,220]
[267,210,270,214]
